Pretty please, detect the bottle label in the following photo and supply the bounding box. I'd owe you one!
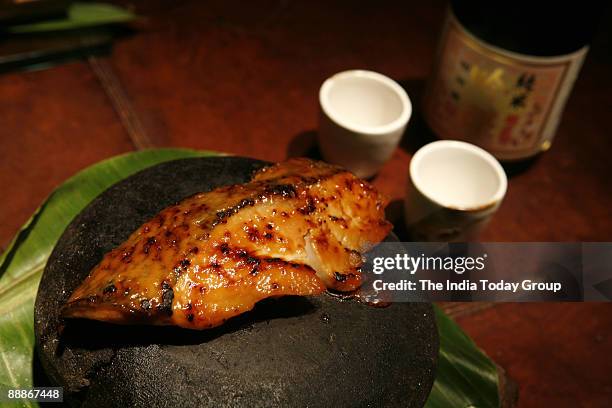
[423,10,588,160]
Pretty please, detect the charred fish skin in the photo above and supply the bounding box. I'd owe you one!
[62,158,391,329]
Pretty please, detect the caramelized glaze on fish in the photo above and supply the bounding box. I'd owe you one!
[62,158,391,329]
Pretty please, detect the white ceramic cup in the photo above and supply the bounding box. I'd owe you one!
[404,140,508,241]
[318,70,412,179]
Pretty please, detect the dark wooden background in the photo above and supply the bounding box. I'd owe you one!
[1,1,611,406]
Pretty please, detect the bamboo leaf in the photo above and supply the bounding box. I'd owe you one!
[7,3,137,34]
[0,149,216,406]
[425,305,500,408]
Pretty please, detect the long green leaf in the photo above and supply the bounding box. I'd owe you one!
[425,305,500,408]
[7,3,136,34]
[0,149,499,407]
[0,149,216,407]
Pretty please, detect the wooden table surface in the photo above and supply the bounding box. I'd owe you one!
[1,1,611,406]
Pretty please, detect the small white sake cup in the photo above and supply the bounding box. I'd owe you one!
[405,140,508,241]
[318,70,412,179]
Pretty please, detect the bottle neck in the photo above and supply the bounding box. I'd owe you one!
[450,0,600,57]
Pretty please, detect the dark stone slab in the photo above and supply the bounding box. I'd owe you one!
[34,156,438,407]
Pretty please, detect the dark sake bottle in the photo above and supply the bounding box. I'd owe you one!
[423,1,601,160]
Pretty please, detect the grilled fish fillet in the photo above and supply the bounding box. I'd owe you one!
[62,158,392,329]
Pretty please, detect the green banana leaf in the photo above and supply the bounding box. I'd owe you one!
[0,148,216,407]
[0,148,499,407]
[7,3,136,34]
[427,306,500,407]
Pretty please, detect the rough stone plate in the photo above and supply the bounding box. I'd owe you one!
[34,156,438,407]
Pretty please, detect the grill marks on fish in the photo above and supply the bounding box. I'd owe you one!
[61,158,391,329]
